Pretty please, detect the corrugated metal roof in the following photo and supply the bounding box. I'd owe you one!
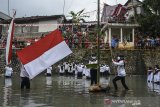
[0,11,11,20]
[2,15,65,24]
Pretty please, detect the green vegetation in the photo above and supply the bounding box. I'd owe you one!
[137,0,160,36]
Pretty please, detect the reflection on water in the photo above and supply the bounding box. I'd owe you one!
[3,78,12,107]
[46,77,52,86]
[0,75,160,107]
[5,78,12,87]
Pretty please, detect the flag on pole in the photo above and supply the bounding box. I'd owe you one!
[6,11,16,65]
[17,29,72,79]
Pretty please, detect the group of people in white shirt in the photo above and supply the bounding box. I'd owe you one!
[57,61,110,79]
[147,65,160,84]
[147,65,160,94]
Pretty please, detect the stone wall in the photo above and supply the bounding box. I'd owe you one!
[0,48,158,75]
[0,49,20,74]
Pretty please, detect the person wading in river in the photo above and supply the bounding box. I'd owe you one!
[112,55,129,91]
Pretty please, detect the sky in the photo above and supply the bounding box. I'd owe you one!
[0,0,142,21]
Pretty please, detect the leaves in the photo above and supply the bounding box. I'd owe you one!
[137,0,160,36]
[68,9,89,23]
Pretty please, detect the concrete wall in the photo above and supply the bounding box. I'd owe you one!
[38,20,58,32]
[1,48,159,75]
[1,20,58,34]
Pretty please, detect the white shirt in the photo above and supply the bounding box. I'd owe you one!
[89,60,97,64]
[154,71,160,82]
[20,65,29,78]
[77,65,83,72]
[58,65,65,73]
[5,66,13,77]
[64,62,69,70]
[113,60,126,76]
[83,66,90,77]
[147,70,153,82]
[105,65,110,73]
[47,66,52,74]
[100,66,105,73]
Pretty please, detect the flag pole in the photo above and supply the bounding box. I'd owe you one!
[5,10,16,65]
[97,0,100,84]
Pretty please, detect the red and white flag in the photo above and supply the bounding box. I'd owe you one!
[17,29,72,79]
[6,11,16,65]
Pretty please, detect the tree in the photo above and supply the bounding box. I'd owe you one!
[68,9,89,23]
[137,0,160,36]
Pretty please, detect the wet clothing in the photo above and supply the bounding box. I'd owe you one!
[20,65,30,89]
[21,77,30,89]
[89,59,97,85]
[112,76,129,90]
[90,68,97,85]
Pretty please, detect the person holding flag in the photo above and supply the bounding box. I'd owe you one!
[17,29,72,80]
[20,62,30,89]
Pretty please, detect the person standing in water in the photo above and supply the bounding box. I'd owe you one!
[112,55,129,91]
[20,63,30,89]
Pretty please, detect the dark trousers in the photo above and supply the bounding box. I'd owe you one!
[46,73,51,76]
[59,73,64,76]
[21,77,30,89]
[90,68,97,85]
[65,70,68,75]
[77,72,82,78]
[112,76,129,90]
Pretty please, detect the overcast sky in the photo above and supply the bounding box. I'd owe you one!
[0,0,142,21]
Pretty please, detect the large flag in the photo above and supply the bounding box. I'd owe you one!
[17,29,72,79]
[5,11,16,65]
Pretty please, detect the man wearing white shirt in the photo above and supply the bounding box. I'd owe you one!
[112,55,129,90]
[104,65,110,76]
[58,63,65,76]
[64,62,69,75]
[76,63,83,78]
[46,66,52,76]
[89,56,98,85]
[20,63,30,89]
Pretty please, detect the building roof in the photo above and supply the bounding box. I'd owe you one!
[3,15,66,24]
[0,11,11,20]
[101,3,127,22]
[124,0,142,6]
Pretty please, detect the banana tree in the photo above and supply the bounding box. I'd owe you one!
[69,9,89,23]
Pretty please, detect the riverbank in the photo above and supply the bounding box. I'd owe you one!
[1,48,160,75]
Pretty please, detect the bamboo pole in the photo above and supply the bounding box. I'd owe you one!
[97,0,100,84]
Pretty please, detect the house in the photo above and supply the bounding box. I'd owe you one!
[1,15,65,47]
[0,11,11,33]
[101,0,142,49]
[101,3,127,23]
[2,15,65,36]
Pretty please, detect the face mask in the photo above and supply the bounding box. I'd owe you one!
[117,57,120,60]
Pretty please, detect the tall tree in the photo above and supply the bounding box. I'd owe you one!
[137,0,160,36]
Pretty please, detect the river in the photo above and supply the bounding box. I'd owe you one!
[0,74,159,107]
